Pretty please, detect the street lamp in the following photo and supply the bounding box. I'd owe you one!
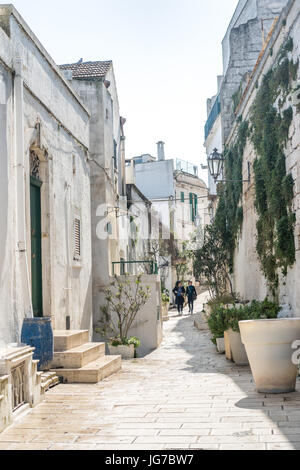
[207,148,225,183]
[207,148,251,183]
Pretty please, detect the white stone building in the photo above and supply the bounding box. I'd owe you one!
[225,0,300,311]
[59,60,129,320]
[132,142,209,293]
[204,0,289,203]
[0,5,92,346]
[0,4,96,431]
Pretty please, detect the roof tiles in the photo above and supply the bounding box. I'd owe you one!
[59,60,112,79]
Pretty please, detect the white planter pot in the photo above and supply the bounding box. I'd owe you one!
[240,318,300,394]
[216,338,225,354]
[162,303,170,322]
[224,330,232,361]
[108,344,135,360]
[227,329,249,366]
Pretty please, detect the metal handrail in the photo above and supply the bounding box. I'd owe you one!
[112,260,158,275]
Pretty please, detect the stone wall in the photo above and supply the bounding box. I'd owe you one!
[228,0,300,313]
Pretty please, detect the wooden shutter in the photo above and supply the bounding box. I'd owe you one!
[189,193,194,221]
[74,217,81,260]
[194,194,198,221]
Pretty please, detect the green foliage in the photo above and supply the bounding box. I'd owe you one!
[95,274,151,343]
[207,293,239,307]
[207,299,280,343]
[227,299,280,333]
[250,39,297,293]
[214,120,249,271]
[161,289,170,304]
[193,224,234,299]
[207,306,229,345]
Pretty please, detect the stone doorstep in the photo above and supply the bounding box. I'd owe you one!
[53,331,90,352]
[51,343,105,369]
[41,372,60,392]
[50,355,122,384]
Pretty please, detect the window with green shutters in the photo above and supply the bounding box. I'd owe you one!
[189,193,198,223]
[181,192,185,203]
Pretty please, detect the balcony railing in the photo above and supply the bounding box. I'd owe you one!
[205,94,221,140]
[112,260,158,276]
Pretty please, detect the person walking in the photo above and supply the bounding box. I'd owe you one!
[173,282,186,316]
[187,281,197,315]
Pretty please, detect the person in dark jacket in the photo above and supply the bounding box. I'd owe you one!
[173,282,186,316]
[187,281,197,315]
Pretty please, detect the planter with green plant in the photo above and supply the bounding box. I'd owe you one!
[95,275,151,359]
[161,289,170,322]
[207,300,280,364]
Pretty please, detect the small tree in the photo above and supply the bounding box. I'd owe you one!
[95,275,151,344]
[193,224,234,299]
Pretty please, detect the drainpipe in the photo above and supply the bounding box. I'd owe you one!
[64,183,72,330]
[14,57,33,319]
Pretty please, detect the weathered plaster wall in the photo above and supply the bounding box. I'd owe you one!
[0,6,92,343]
[221,0,289,144]
[0,65,16,344]
[70,69,126,326]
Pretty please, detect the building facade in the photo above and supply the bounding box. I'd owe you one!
[0,5,92,346]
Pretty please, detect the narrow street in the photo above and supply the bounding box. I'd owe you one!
[1,293,300,451]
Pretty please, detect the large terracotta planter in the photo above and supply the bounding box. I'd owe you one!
[227,329,249,366]
[239,319,300,393]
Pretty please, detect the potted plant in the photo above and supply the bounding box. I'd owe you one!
[161,289,170,322]
[95,275,151,359]
[108,337,141,359]
[207,305,228,354]
[226,300,280,366]
[239,304,300,393]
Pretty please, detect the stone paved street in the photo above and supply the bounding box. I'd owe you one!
[1,293,300,451]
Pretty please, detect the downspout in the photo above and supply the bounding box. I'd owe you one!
[14,57,33,319]
[64,182,72,330]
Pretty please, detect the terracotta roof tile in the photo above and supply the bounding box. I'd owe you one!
[59,60,112,79]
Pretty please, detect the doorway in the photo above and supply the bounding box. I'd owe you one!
[30,175,43,318]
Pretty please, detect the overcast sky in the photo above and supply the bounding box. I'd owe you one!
[11,0,238,182]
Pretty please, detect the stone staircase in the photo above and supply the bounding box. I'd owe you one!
[50,330,121,384]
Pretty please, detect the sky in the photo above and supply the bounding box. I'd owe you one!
[11,0,238,182]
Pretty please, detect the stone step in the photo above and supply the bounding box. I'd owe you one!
[41,372,60,392]
[51,355,122,384]
[53,330,89,352]
[51,342,105,369]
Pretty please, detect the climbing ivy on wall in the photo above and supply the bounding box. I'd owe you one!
[214,120,249,272]
[211,37,298,296]
[249,37,298,293]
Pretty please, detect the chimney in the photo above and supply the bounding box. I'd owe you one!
[157,141,165,161]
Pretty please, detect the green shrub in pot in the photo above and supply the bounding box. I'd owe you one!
[207,299,280,345]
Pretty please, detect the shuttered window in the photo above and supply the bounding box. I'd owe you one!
[181,192,185,203]
[74,217,81,260]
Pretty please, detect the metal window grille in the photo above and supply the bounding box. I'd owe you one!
[11,363,26,411]
[74,217,81,260]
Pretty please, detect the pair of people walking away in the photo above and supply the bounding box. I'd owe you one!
[173,281,197,316]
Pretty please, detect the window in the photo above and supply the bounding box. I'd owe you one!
[189,193,198,223]
[181,192,185,203]
[74,217,81,260]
